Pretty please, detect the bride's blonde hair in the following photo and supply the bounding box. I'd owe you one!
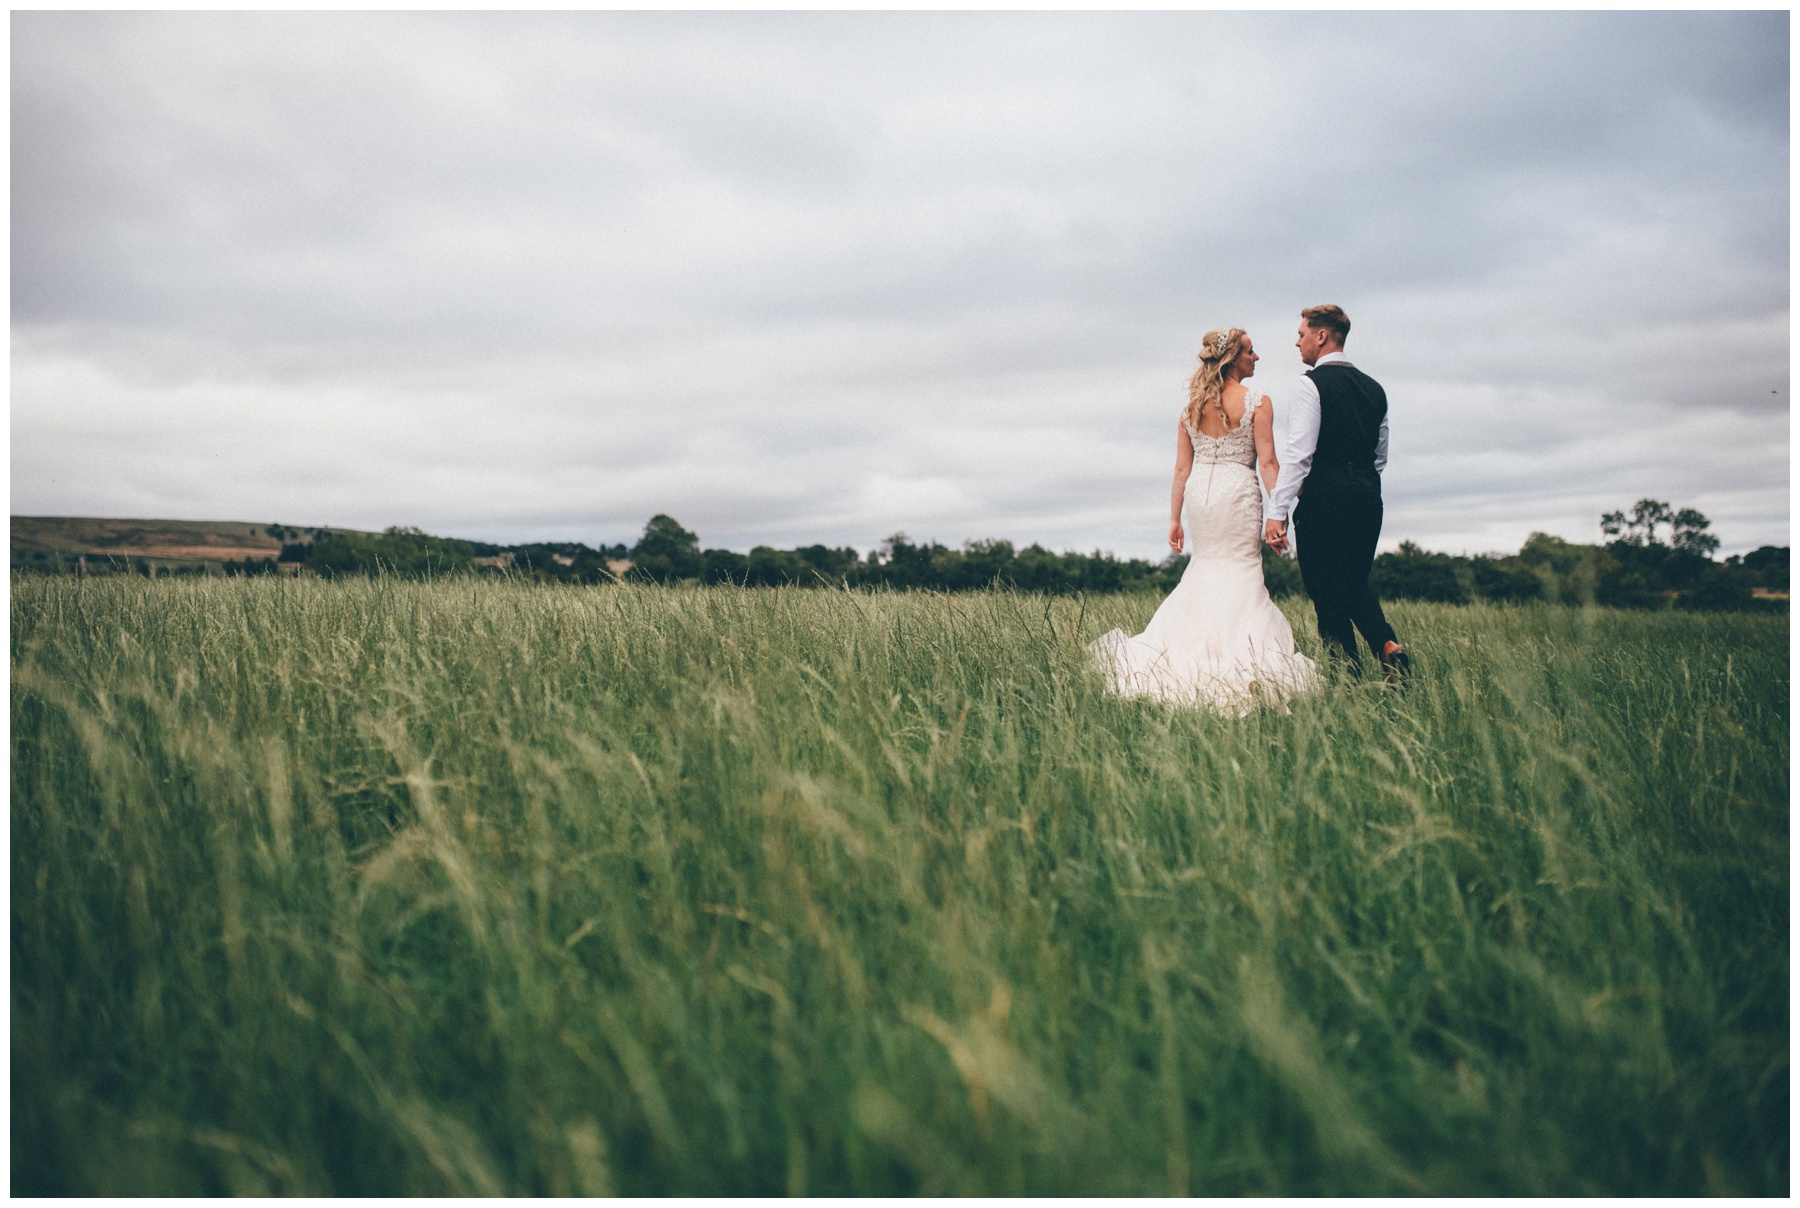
[1183,326,1245,434]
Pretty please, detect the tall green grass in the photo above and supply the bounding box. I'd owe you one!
[11,574,1787,1194]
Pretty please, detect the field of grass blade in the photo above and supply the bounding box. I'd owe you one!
[11,574,1788,1194]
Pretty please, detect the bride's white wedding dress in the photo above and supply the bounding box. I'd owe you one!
[1092,393,1318,713]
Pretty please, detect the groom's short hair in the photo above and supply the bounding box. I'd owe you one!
[1301,304,1351,345]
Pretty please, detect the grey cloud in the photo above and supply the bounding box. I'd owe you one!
[11,11,1788,557]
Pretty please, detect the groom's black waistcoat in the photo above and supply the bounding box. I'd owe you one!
[1302,363,1387,499]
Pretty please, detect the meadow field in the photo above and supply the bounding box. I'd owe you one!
[10,574,1788,1195]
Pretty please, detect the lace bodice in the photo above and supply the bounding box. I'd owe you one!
[1185,392,1263,467]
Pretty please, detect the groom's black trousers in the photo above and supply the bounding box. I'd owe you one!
[1293,492,1398,668]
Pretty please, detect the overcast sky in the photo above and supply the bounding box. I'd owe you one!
[12,11,1789,558]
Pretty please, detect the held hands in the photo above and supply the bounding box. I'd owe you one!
[1263,518,1289,554]
[1168,520,1184,553]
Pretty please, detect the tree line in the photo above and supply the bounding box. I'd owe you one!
[45,499,1784,613]
[1363,499,1786,612]
[608,505,1783,612]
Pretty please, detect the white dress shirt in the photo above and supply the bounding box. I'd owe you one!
[1265,350,1389,522]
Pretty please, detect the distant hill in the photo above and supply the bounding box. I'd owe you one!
[9,516,633,580]
[10,516,366,572]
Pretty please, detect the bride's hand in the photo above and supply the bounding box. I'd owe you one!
[1263,518,1288,553]
[1168,521,1184,552]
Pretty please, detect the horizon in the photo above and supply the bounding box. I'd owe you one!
[11,507,1782,564]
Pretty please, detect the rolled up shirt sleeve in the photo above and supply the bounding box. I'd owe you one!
[1265,375,1321,522]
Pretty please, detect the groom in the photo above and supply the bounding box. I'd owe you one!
[1263,304,1410,681]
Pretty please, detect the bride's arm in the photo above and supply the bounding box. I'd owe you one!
[1168,422,1194,552]
[1253,397,1280,495]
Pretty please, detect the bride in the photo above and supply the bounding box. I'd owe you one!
[1092,327,1318,711]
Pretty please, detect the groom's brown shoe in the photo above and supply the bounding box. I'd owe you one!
[1378,641,1411,687]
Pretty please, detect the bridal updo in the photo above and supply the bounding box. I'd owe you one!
[1183,326,1245,435]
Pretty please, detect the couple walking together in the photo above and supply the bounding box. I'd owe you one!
[1094,304,1410,712]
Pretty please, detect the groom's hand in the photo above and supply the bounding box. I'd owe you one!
[1263,518,1288,553]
